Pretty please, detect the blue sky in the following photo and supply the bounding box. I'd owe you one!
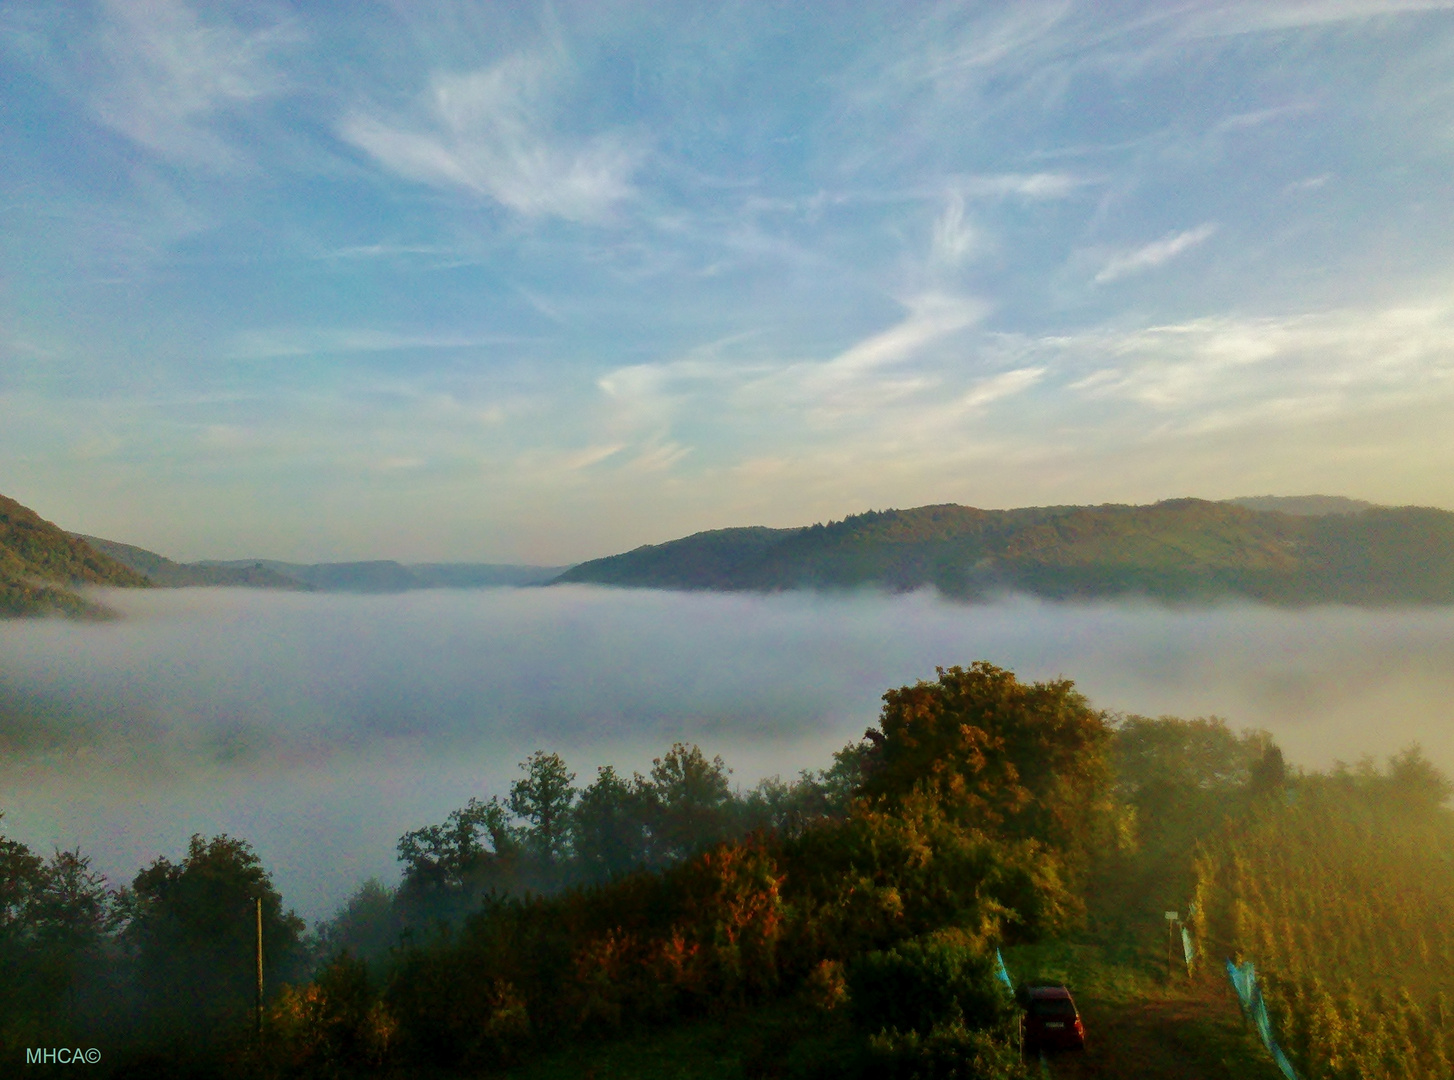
[3,1,1454,563]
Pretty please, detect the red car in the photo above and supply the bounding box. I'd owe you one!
[1020,984,1086,1052]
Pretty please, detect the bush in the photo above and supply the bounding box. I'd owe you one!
[848,936,1013,1037]
[267,953,395,1078]
[866,1020,1027,1080]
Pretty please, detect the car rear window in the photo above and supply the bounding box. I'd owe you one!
[1029,999,1077,1017]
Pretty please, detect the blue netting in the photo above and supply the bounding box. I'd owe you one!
[994,947,1014,994]
[1226,959,1299,1080]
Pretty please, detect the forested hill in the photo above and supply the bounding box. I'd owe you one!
[0,494,149,617]
[553,498,1454,605]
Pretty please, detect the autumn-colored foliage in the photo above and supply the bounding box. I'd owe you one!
[360,663,1107,1074]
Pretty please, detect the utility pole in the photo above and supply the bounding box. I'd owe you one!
[255,896,264,1045]
[1164,911,1179,982]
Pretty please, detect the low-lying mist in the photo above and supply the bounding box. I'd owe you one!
[3,585,1453,920]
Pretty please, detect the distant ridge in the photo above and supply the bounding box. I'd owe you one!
[77,536,312,590]
[73,537,566,595]
[554,498,1454,606]
[196,558,566,592]
[1,495,149,617]
[1223,495,1376,517]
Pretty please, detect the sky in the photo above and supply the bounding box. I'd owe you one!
[4,0,1454,564]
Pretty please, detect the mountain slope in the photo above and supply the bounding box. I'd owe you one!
[78,536,311,589]
[554,498,1454,606]
[1224,495,1375,516]
[0,495,150,617]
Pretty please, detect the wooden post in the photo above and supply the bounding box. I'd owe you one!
[255,896,264,1044]
[1164,911,1179,982]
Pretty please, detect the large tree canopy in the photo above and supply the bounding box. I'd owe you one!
[859,661,1113,875]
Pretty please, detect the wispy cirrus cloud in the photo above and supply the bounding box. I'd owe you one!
[930,193,976,268]
[340,52,644,223]
[84,0,297,166]
[1094,224,1217,284]
[1057,298,1454,438]
[228,327,537,360]
[1181,0,1454,36]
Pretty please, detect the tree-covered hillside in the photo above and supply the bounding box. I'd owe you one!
[0,494,149,617]
[555,498,1454,605]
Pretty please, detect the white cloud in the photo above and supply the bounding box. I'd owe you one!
[931,192,976,267]
[1060,301,1454,433]
[815,293,987,382]
[1284,174,1332,194]
[340,53,643,223]
[881,2,1075,90]
[586,293,1006,477]
[227,328,536,359]
[1183,0,1454,36]
[1214,102,1316,132]
[87,0,294,165]
[1094,223,1217,284]
[959,367,1047,410]
[956,172,1081,199]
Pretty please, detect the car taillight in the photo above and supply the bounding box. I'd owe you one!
[1074,1019,1083,1033]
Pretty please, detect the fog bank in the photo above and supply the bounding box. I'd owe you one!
[3,586,1453,920]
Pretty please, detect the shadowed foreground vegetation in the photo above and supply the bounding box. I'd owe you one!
[3,661,1450,1078]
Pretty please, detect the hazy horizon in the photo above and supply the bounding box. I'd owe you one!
[4,585,1453,921]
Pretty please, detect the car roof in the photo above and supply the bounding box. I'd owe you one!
[1025,985,1073,1000]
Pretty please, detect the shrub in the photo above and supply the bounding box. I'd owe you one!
[866,1020,1027,1080]
[267,953,395,1078]
[848,936,1012,1038]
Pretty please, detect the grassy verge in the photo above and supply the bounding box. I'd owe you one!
[503,938,1290,1080]
[1002,938,1287,1080]
[502,1004,866,1080]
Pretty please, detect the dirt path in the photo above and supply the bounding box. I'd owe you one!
[1041,979,1287,1080]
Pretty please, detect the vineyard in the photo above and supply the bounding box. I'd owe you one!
[1192,751,1454,1080]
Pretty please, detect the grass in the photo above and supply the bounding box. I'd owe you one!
[1002,938,1288,1080]
[501,937,1289,1080]
[502,1005,863,1080]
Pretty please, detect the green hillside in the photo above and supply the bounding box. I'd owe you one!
[555,498,1454,605]
[0,495,150,617]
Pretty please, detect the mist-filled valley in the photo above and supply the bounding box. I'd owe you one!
[4,584,1454,922]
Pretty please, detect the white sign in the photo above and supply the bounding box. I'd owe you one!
[1165,911,1179,921]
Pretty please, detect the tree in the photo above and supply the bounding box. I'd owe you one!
[573,766,649,883]
[643,743,734,865]
[861,662,1113,878]
[319,879,402,968]
[396,796,520,924]
[0,820,120,1044]
[0,816,43,942]
[509,752,578,867]
[1385,744,1452,809]
[124,834,304,1035]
